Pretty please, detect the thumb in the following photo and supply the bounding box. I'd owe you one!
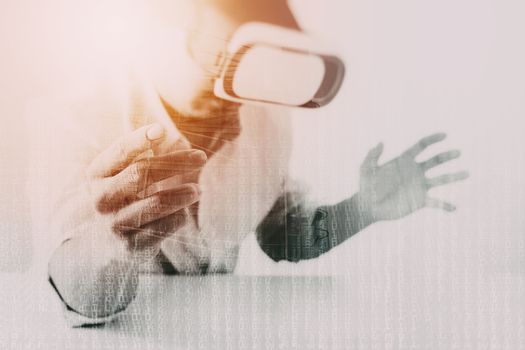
[362,142,384,170]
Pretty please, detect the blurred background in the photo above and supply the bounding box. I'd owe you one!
[0,0,524,281]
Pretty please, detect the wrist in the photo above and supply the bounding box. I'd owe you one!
[120,235,163,266]
[97,223,160,267]
[352,192,378,228]
[321,193,376,243]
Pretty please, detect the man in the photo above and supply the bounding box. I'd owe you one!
[42,0,468,326]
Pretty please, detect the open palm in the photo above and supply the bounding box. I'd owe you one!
[359,133,469,221]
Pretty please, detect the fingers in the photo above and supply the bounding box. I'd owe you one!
[427,171,469,188]
[87,124,165,178]
[404,133,447,158]
[140,172,201,199]
[143,209,190,237]
[94,150,206,213]
[361,142,384,171]
[121,209,190,255]
[131,150,206,184]
[114,149,206,191]
[424,171,469,213]
[420,150,461,171]
[129,210,190,249]
[112,184,200,231]
[425,198,456,212]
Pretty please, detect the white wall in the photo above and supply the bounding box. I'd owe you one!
[243,0,525,276]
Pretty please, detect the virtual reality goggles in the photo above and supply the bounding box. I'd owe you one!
[211,22,345,108]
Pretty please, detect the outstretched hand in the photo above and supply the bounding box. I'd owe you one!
[359,133,469,221]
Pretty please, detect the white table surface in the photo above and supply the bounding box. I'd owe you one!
[1,271,524,349]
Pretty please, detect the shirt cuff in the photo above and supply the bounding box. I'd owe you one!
[48,276,124,328]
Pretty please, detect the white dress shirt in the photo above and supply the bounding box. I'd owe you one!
[27,75,298,325]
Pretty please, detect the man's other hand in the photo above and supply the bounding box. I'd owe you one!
[358,133,469,221]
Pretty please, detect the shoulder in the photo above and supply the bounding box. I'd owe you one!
[25,78,127,151]
[25,73,174,157]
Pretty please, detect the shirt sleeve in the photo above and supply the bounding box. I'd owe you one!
[256,178,373,263]
[255,183,330,262]
[48,273,123,328]
[26,92,126,326]
[27,96,106,264]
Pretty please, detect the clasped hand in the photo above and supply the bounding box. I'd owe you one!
[85,124,206,260]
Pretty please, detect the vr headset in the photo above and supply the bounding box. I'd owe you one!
[212,22,345,108]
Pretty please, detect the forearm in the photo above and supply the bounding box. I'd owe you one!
[257,192,376,262]
[316,193,376,248]
[48,231,140,319]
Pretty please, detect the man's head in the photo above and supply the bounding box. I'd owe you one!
[150,0,300,119]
